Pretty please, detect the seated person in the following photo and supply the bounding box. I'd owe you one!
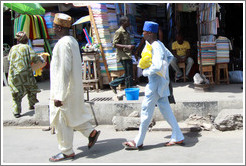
[170,32,194,81]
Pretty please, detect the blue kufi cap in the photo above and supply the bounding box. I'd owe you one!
[143,21,159,33]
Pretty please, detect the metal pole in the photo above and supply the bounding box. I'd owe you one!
[124,3,127,16]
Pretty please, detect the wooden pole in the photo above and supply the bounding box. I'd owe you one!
[87,5,111,82]
[197,6,203,74]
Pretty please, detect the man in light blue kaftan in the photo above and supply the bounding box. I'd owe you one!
[123,21,184,149]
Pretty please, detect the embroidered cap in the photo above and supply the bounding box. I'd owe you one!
[53,13,72,28]
[143,21,159,33]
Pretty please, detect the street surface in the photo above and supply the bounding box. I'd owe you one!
[2,125,244,164]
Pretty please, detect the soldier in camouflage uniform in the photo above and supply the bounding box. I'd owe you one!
[8,31,45,118]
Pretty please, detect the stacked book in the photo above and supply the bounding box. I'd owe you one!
[91,3,111,76]
[106,3,118,37]
[197,42,216,65]
[43,12,58,51]
[106,53,124,71]
[105,3,123,71]
[91,3,123,76]
[215,36,232,63]
[32,39,44,54]
[43,12,55,36]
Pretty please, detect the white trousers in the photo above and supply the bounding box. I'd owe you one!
[134,94,184,147]
[53,111,94,155]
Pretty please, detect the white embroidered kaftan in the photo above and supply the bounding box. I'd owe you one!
[50,36,92,127]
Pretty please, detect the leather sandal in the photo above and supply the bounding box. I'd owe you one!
[88,130,101,149]
[49,152,75,162]
[122,140,143,150]
[164,140,184,146]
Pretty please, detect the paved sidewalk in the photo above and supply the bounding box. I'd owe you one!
[1,80,244,164]
[2,125,244,164]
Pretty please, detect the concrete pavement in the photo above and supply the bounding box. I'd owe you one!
[2,125,244,164]
[1,80,244,164]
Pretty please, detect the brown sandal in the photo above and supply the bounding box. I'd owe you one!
[88,130,101,149]
[164,140,184,146]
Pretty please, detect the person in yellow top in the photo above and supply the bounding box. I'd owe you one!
[170,32,194,81]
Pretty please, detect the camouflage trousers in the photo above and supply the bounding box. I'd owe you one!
[11,91,39,115]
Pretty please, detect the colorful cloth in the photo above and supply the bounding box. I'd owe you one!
[8,44,41,115]
[14,14,50,40]
[8,44,42,93]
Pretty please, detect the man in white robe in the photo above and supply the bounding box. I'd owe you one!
[123,21,184,150]
[49,13,100,162]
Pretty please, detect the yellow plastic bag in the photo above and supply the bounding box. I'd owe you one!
[138,41,167,79]
[138,41,152,69]
[34,68,43,77]
[31,52,49,76]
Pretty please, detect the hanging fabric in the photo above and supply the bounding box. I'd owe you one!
[22,15,30,38]
[28,15,34,39]
[14,14,50,40]
[40,16,50,39]
[33,15,41,39]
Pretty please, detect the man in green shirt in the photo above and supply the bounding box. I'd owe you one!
[109,16,135,94]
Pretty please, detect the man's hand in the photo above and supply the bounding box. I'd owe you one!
[54,100,63,107]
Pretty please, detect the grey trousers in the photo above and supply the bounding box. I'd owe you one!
[170,57,194,78]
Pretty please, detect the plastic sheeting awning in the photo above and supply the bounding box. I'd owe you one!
[4,3,45,15]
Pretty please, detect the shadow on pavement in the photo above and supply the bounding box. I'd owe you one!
[137,142,167,151]
[75,138,126,160]
[21,110,35,117]
[37,80,50,91]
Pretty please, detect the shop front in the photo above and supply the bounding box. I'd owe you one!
[2,2,243,88]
